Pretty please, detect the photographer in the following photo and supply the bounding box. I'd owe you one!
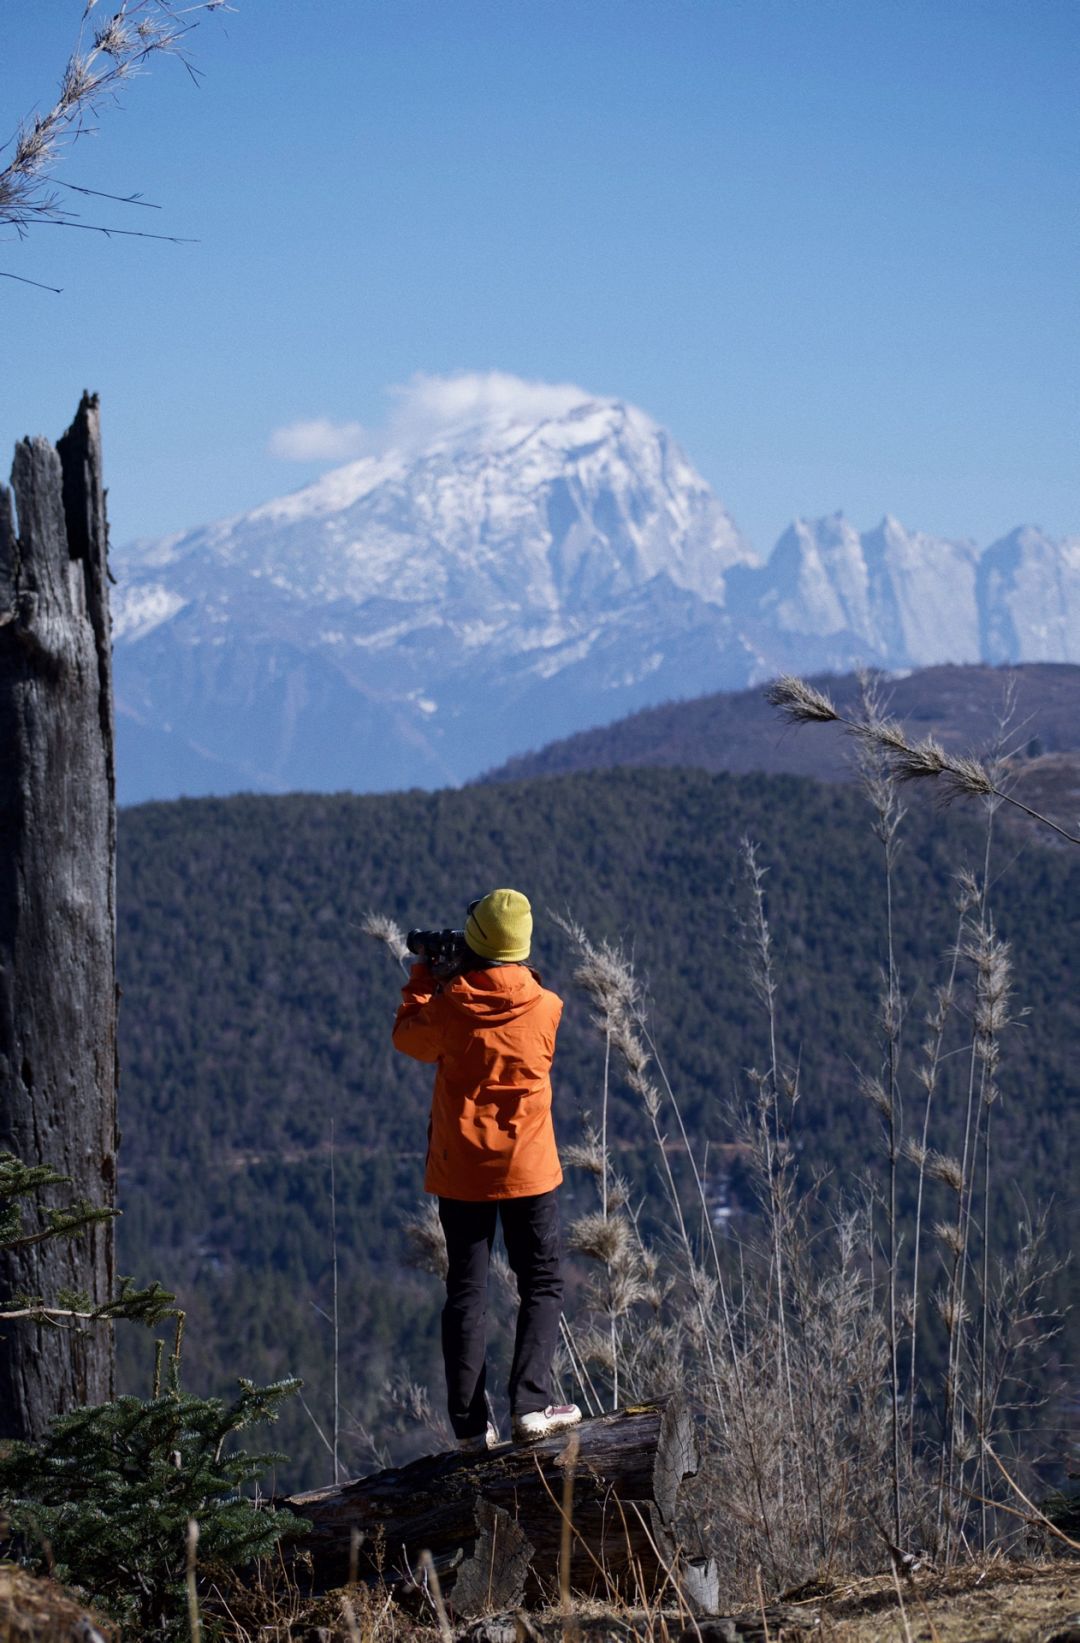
[392,888,581,1450]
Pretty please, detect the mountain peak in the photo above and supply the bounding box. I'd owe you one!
[111,383,758,795]
[108,377,1078,803]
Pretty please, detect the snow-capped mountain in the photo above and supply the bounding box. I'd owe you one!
[977,527,1080,664]
[730,513,984,671]
[110,384,1079,802]
[726,515,1079,681]
[111,394,754,798]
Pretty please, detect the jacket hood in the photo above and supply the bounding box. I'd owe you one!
[440,964,545,1027]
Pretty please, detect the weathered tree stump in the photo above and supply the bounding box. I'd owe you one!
[0,394,117,1438]
[283,1401,702,1615]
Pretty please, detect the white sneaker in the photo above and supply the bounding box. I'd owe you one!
[512,1404,582,1442]
[457,1422,499,1454]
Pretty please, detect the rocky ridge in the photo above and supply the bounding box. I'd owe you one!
[110,391,1079,801]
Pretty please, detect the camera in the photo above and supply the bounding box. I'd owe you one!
[406,927,468,980]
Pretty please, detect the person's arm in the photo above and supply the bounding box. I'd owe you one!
[391,962,445,1063]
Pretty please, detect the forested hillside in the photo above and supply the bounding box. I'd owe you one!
[114,769,1078,1488]
[488,662,1080,786]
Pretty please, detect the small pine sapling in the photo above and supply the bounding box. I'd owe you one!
[0,1367,307,1640]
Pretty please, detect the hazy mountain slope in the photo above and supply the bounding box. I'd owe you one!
[978,527,1080,663]
[487,662,1080,791]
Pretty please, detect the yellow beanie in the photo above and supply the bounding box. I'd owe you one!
[465,888,533,963]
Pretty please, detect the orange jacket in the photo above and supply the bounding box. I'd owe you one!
[392,961,564,1201]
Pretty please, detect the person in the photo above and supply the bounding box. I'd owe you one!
[392,887,581,1451]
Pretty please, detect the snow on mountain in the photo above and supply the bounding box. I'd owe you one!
[111,390,754,799]
[978,526,1080,664]
[862,516,982,665]
[115,397,750,614]
[737,513,983,670]
[109,380,1079,803]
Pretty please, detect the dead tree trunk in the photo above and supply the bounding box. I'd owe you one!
[0,393,118,1437]
[283,1401,705,1615]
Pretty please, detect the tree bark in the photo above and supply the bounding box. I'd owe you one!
[0,393,118,1437]
[283,1401,701,1615]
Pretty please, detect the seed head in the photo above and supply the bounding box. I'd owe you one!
[964,925,1013,1041]
[903,1137,928,1171]
[934,1288,969,1331]
[954,1432,978,1465]
[943,755,995,799]
[568,1210,633,1266]
[94,18,136,57]
[764,675,839,724]
[561,1140,606,1177]
[926,1150,965,1194]
[859,1074,892,1120]
[402,1202,447,1280]
[934,1221,965,1258]
[956,868,981,909]
[361,911,409,963]
[891,735,949,782]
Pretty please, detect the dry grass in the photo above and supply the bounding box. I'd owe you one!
[1,0,230,285]
[549,767,1064,1600]
[765,676,1080,845]
[0,1562,118,1641]
[348,676,1068,1622]
[553,913,902,1600]
[347,825,1065,1617]
[195,1556,1080,1641]
[814,1558,1080,1643]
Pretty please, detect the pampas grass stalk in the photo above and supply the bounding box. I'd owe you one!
[559,1314,604,1417]
[967,920,1012,1549]
[554,915,789,1569]
[2,1,230,251]
[905,872,975,1445]
[554,917,726,1409]
[765,674,1079,844]
[330,1117,341,1485]
[937,909,1012,1557]
[936,725,1002,1555]
[739,840,810,1545]
[361,911,410,966]
[600,1023,619,1406]
[852,674,906,1546]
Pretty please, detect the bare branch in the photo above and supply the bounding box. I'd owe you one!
[0,268,63,292]
[1,0,231,261]
[55,179,163,208]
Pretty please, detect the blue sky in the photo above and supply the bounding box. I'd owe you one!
[3,0,1078,556]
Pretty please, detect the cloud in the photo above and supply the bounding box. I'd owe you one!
[268,418,370,462]
[386,371,590,445]
[268,371,592,463]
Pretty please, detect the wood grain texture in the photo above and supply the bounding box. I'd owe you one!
[283,1401,699,1613]
[0,394,118,1438]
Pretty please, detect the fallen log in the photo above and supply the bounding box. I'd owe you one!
[282,1400,702,1615]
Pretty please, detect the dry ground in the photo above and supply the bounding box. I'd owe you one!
[0,1562,116,1641]
[223,1558,1080,1643]
[2,1559,1077,1642]
[808,1560,1080,1643]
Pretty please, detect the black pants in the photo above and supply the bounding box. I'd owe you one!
[438,1189,563,1439]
